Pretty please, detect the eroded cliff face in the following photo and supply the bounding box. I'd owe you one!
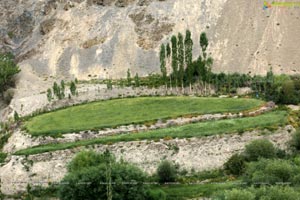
[1,0,299,83]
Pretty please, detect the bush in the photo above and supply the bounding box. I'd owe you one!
[0,152,7,163]
[290,129,300,152]
[244,139,276,161]
[224,189,255,200]
[67,150,114,172]
[146,189,167,200]
[60,151,149,200]
[244,159,300,186]
[0,133,11,150]
[14,111,19,121]
[216,186,300,200]
[253,186,300,200]
[3,88,14,104]
[224,153,246,175]
[157,160,177,184]
[0,53,20,94]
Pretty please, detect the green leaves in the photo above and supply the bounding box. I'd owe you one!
[0,53,20,93]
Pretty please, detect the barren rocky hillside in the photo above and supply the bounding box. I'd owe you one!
[1,0,300,83]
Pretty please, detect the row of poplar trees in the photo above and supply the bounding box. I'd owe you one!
[159,30,213,93]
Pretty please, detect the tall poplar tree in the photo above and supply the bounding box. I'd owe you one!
[171,35,178,90]
[177,33,185,91]
[166,43,172,90]
[159,44,167,88]
[200,32,213,95]
[185,30,193,92]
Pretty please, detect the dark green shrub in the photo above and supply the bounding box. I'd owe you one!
[60,151,149,200]
[290,129,300,152]
[0,152,7,163]
[244,139,276,161]
[292,174,300,185]
[67,151,114,172]
[276,148,287,159]
[244,159,300,185]
[224,153,246,175]
[0,53,20,93]
[14,111,19,121]
[157,160,177,184]
[59,163,148,200]
[0,133,11,150]
[224,189,255,200]
[218,186,300,200]
[253,186,300,200]
[146,189,167,200]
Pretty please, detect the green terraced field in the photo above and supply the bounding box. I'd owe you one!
[25,97,264,136]
[16,110,287,156]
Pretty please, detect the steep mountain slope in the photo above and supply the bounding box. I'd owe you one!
[1,0,299,82]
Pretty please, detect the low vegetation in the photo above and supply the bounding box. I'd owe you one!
[59,151,152,200]
[0,53,20,95]
[15,110,287,155]
[25,97,264,136]
[0,152,7,164]
[219,133,300,200]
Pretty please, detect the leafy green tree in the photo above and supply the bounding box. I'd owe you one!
[159,44,167,88]
[171,35,178,90]
[70,81,76,96]
[59,151,150,200]
[290,129,300,152]
[166,43,172,89]
[52,82,63,99]
[177,33,185,91]
[0,53,20,94]
[166,43,171,58]
[253,186,300,200]
[53,82,59,97]
[47,88,52,102]
[199,32,213,95]
[127,69,132,86]
[224,153,246,176]
[244,139,276,161]
[60,80,65,98]
[244,159,298,186]
[14,111,19,121]
[200,32,208,58]
[184,30,193,92]
[58,86,63,99]
[67,151,113,172]
[107,79,113,90]
[134,73,140,87]
[157,160,177,184]
[279,80,297,104]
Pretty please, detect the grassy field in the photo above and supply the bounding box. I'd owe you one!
[25,97,264,136]
[153,182,238,200]
[15,111,287,156]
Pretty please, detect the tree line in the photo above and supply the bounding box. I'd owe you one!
[159,30,213,94]
[47,79,78,102]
